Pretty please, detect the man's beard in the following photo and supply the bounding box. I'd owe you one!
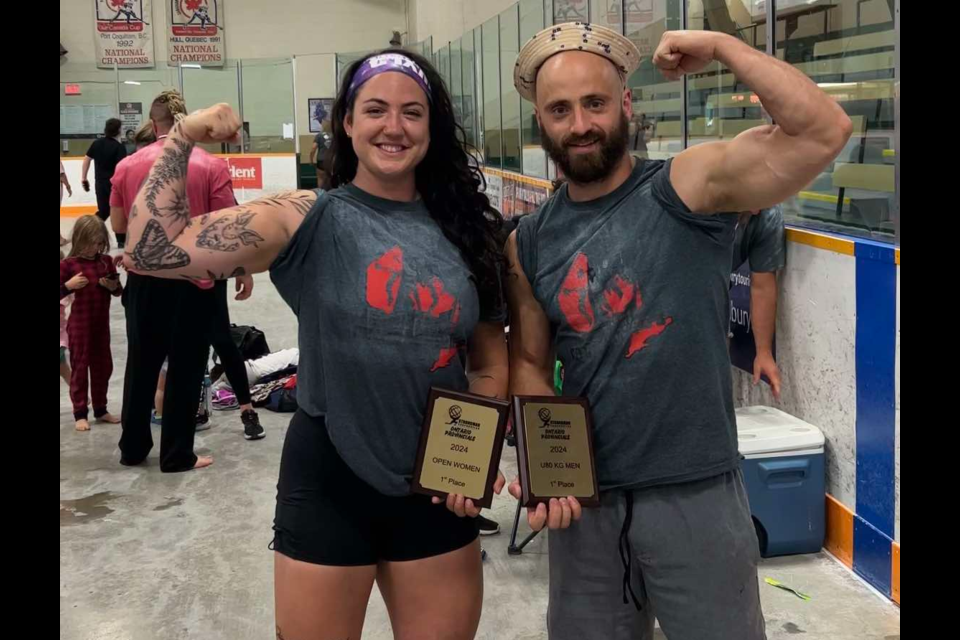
[541,113,630,185]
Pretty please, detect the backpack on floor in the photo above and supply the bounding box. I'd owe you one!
[265,376,299,413]
[229,325,271,361]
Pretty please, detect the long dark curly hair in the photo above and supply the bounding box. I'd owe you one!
[330,49,505,317]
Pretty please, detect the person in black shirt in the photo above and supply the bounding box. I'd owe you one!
[82,118,127,246]
[309,122,333,189]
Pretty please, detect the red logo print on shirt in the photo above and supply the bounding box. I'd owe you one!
[601,275,637,316]
[366,248,464,373]
[411,278,457,318]
[626,318,674,359]
[559,253,596,333]
[558,253,673,358]
[366,247,404,314]
[430,347,460,373]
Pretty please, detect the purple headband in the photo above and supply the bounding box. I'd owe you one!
[347,53,433,105]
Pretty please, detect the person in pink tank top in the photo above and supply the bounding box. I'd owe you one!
[112,90,264,473]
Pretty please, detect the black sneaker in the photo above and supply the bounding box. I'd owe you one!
[242,410,265,441]
[195,412,211,432]
[477,515,501,536]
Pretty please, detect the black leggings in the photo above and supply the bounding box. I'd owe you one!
[95,179,125,247]
[210,280,252,407]
[120,274,211,472]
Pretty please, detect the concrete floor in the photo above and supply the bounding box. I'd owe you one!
[60,246,900,639]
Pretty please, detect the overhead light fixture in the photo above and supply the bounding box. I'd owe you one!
[182,64,202,69]
[124,81,142,86]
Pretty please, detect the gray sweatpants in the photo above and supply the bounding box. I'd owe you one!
[548,470,767,640]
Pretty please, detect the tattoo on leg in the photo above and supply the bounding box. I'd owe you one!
[131,219,192,272]
[196,212,265,253]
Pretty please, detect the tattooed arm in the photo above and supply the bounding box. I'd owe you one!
[124,104,318,280]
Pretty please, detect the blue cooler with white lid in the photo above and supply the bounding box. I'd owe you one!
[737,406,826,558]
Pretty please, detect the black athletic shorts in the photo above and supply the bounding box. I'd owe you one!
[272,410,479,566]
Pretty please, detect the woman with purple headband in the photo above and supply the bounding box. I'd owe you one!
[121,49,508,638]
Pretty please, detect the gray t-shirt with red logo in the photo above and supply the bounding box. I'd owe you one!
[272,184,501,496]
[515,159,740,491]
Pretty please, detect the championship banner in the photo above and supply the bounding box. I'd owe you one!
[95,0,155,69]
[554,0,588,23]
[168,0,226,67]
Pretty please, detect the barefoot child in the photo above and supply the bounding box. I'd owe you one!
[60,216,123,432]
